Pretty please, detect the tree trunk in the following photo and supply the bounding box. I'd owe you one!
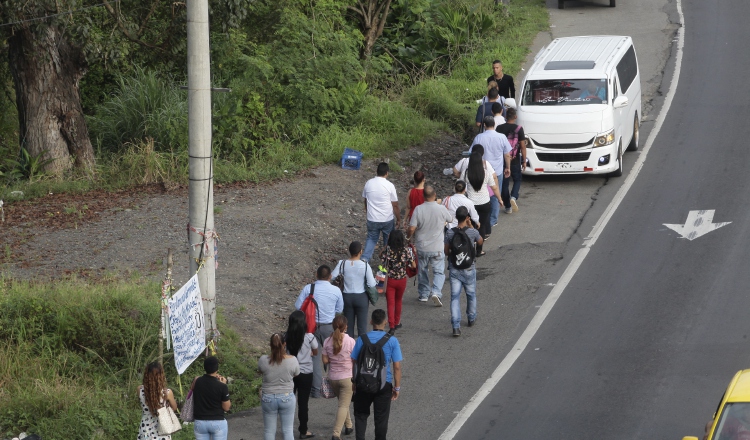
[8,25,95,176]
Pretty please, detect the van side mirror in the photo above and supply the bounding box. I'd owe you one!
[613,96,629,108]
[682,437,700,440]
[505,98,517,109]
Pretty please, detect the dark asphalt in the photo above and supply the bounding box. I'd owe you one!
[455,0,750,439]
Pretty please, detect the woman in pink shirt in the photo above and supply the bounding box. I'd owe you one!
[322,315,356,440]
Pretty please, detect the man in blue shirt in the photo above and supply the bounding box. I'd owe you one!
[295,265,344,398]
[350,309,403,440]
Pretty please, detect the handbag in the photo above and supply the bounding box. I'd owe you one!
[365,267,379,306]
[157,403,182,435]
[180,389,194,422]
[405,244,418,278]
[320,377,336,399]
[332,260,345,290]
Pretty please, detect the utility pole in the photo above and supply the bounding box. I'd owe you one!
[186,0,216,343]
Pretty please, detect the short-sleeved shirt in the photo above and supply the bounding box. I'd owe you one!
[454,158,496,179]
[258,356,300,395]
[409,202,453,253]
[323,334,356,381]
[455,161,495,206]
[288,333,318,374]
[475,101,498,125]
[442,194,479,229]
[471,130,512,173]
[362,177,398,223]
[496,123,526,163]
[351,330,403,384]
[193,374,231,420]
[445,226,482,269]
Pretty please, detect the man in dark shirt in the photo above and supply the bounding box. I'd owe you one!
[192,356,231,437]
[496,108,526,213]
[487,60,515,100]
[475,88,502,131]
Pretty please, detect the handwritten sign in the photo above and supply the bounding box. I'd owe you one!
[169,274,206,374]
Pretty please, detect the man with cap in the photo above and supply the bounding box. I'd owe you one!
[471,116,512,227]
[192,356,231,439]
[295,264,344,397]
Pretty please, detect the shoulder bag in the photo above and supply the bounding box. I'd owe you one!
[364,264,379,306]
[180,389,194,422]
[157,390,182,435]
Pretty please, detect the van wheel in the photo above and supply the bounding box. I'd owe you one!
[610,144,623,177]
[626,114,639,151]
[558,0,565,9]
[610,0,616,6]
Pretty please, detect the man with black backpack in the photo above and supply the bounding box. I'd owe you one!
[350,309,403,440]
[444,206,484,337]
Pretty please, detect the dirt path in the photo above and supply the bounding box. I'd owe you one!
[1,133,466,350]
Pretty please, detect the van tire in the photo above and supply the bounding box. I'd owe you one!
[610,0,616,6]
[558,0,565,9]
[626,114,639,151]
[610,144,623,177]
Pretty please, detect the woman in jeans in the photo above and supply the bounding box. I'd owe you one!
[379,230,415,330]
[455,146,500,256]
[331,241,376,337]
[322,315,356,440]
[259,333,300,440]
[192,356,232,440]
[284,311,318,439]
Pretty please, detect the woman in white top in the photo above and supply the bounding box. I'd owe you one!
[330,241,376,337]
[454,146,500,256]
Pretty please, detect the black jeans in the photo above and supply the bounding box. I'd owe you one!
[474,201,491,254]
[501,159,523,207]
[293,372,313,434]
[343,292,370,338]
[353,382,393,440]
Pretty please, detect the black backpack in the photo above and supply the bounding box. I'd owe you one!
[354,332,391,394]
[449,227,475,270]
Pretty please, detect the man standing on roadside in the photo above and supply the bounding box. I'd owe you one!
[362,162,401,262]
[445,206,483,337]
[407,185,452,306]
[476,87,502,131]
[487,59,515,100]
[496,108,527,213]
[351,309,402,440]
[442,180,480,230]
[295,265,344,398]
[471,116,511,225]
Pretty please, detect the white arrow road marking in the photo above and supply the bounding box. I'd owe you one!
[663,210,731,241]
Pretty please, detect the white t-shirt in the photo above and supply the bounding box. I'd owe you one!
[362,177,398,223]
[454,158,496,179]
[458,163,495,205]
[494,115,506,127]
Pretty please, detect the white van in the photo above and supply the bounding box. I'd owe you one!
[511,36,641,177]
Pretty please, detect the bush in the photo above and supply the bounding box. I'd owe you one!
[403,79,474,131]
[0,276,259,440]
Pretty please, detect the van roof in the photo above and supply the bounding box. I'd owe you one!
[528,36,632,79]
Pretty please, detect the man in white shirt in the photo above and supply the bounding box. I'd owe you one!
[471,116,512,227]
[362,162,401,262]
[442,180,480,229]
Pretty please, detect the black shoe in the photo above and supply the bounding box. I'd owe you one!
[453,328,461,337]
[344,427,354,435]
[395,323,402,329]
[468,319,475,327]
[300,434,316,439]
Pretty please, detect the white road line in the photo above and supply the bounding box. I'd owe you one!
[438,1,686,438]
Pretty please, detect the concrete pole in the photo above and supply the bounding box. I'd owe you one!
[186,0,216,342]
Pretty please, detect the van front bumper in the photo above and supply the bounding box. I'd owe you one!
[521,146,618,176]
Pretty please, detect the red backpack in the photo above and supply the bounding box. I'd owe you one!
[299,284,319,334]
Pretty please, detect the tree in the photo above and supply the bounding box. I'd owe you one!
[347,0,394,59]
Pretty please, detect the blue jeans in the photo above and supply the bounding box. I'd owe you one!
[489,195,500,227]
[261,392,296,440]
[194,419,228,440]
[417,250,445,299]
[362,220,394,262]
[449,266,477,328]
[501,160,523,206]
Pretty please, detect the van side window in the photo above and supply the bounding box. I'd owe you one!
[616,46,638,93]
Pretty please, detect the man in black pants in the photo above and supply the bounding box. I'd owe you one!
[487,59,516,100]
[350,309,403,440]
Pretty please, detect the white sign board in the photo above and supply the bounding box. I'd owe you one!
[169,274,206,374]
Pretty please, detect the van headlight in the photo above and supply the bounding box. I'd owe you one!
[593,130,615,147]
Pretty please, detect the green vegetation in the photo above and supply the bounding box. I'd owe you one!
[0,0,548,199]
[0,276,260,439]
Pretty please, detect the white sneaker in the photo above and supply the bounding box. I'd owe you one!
[431,295,443,307]
[418,297,429,302]
[511,198,519,212]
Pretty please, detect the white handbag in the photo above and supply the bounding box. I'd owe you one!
[157,404,182,435]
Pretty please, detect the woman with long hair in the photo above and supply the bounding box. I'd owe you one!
[404,171,425,228]
[379,229,416,329]
[138,362,178,440]
[192,356,231,440]
[259,333,300,440]
[456,146,500,256]
[330,241,376,337]
[322,315,356,440]
[284,311,318,439]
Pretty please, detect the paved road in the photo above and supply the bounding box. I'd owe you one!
[454,0,750,438]
[226,0,678,438]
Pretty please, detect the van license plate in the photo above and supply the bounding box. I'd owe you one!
[555,162,583,171]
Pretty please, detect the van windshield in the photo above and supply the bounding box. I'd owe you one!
[522,79,608,105]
